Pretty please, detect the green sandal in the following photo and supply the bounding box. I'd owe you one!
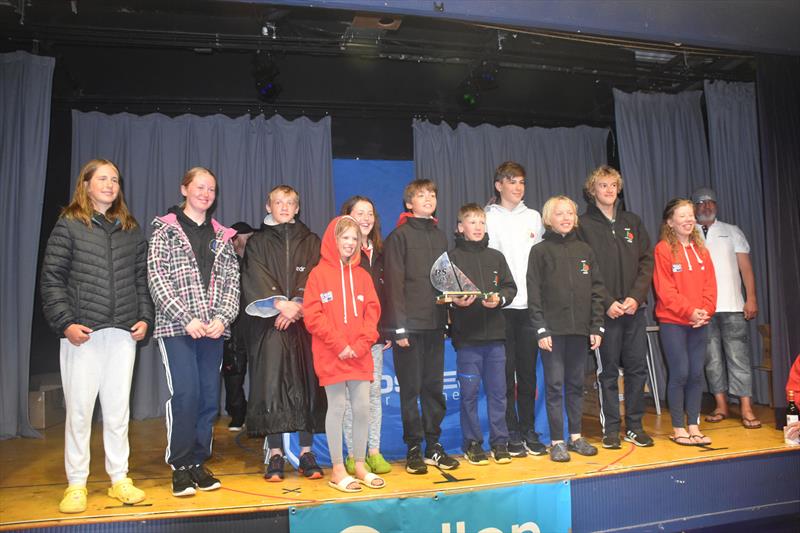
[345,456,372,475]
[365,453,392,474]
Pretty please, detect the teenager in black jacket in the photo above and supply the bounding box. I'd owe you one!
[41,159,153,513]
[449,204,517,465]
[576,166,655,449]
[382,179,459,474]
[241,185,325,482]
[527,196,605,463]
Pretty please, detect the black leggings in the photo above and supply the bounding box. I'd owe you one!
[540,335,589,441]
[266,431,313,450]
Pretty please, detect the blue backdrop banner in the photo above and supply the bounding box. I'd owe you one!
[290,480,572,533]
[286,340,562,466]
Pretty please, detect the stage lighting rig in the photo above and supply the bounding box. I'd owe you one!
[252,51,282,102]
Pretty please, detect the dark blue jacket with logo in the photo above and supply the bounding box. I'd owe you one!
[526,229,606,340]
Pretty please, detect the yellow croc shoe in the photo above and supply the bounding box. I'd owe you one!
[108,478,145,505]
[59,485,88,514]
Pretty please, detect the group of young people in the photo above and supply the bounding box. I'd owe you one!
[41,157,724,512]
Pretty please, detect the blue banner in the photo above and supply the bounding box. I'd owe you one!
[290,481,572,533]
[288,340,564,466]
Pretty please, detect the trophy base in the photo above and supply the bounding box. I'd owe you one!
[436,291,483,304]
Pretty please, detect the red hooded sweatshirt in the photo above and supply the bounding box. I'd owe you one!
[304,216,381,386]
[653,239,717,325]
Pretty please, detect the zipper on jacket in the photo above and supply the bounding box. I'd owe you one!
[95,216,117,325]
[284,224,291,298]
[476,253,488,338]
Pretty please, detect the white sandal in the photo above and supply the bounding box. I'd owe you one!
[357,472,385,489]
[328,475,361,493]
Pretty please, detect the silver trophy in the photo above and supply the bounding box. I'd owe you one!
[430,252,483,304]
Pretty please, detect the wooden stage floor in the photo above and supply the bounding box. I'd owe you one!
[0,404,795,530]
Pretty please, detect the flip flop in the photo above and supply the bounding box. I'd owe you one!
[742,417,762,429]
[328,475,361,493]
[689,434,711,445]
[669,435,696,446]
[357,472,385,489]
[704,411,727,423]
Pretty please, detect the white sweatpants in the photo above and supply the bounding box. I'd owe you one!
[60,327,136,486]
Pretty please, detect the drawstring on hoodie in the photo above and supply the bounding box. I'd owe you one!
[339,260,359,324]
[682,242,704,271]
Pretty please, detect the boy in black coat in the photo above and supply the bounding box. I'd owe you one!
[382,179,459,474]
[576,166,654,449]
[528,196,605,462]
[449,204,517,465]
[241,186,325,482]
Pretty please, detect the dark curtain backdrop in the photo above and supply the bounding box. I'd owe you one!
[756,54,800,410]
[0,52,54,439]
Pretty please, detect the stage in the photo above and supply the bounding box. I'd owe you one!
[1,404,798,532]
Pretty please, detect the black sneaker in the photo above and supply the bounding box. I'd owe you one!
[507,440,528,458]
[228,418,244,432]
[189,465,221,491]
[406,445,428,474]
[624,429,654,447]
[298,451,323,479]
[523,432,548,456]
[491,444,512,464]
[568,437,598,456]
[549,442,570,462]
[602,434,622,449]
[172,468,196,497]
[464,441,489,466]
[264,454,285,482]
[424,443,460,470]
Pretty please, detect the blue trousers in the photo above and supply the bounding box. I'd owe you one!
[659,324,708,428]
[457,342,509,448]
[159,336,224,468]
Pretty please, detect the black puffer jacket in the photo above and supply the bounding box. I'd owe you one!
[40,215,154,336]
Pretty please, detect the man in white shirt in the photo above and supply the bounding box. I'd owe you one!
[485,161,547,456]
[692,187,761,429]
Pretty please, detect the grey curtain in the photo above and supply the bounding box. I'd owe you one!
[0,52,55,438]
[613,89,711,241]
[704,80,769,404]
[71,111,334,419]
[412,119,609,239]
[756,55,800,411]
[613,88,711,401]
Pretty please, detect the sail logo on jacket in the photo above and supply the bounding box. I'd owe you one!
[320,291,333,303]
[624,228,634,243]
[672,263,682,273]
[579,260,591,275]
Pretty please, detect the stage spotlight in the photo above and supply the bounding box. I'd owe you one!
[252,51,282,102]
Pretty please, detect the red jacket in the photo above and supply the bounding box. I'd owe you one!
[653,240,717,326]
[305,216,381,386]
[787,355,800,402]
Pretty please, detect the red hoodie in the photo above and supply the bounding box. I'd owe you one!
[653,239,717,325]
[304,216,381,386]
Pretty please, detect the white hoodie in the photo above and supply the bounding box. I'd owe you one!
[485,201,545,309]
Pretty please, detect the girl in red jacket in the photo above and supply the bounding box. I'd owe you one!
[304,216,384,492]
[653,198,717,446]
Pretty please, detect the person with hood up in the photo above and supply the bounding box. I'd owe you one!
[304,216,384,492]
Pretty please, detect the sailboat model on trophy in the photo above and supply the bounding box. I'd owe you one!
[430,251,496,304]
